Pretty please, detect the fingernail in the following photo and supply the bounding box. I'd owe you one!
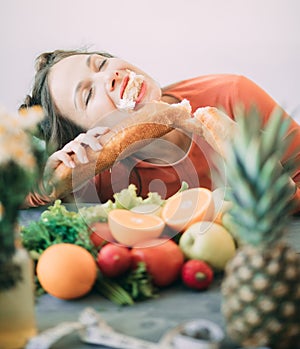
[69,161,76,168]
[83,156,89,163]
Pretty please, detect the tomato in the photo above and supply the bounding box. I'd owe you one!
[97,243,132,278]
[131,238,184,287]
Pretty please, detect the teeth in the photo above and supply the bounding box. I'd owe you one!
[117,70,144,111]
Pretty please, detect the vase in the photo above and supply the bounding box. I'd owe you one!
[0,245,37,349]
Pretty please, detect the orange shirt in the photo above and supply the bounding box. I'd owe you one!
[25,74,300,210]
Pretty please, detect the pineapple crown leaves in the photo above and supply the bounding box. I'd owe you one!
[224,105,299,247]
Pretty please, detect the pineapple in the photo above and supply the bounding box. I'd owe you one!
[221,106,300,349]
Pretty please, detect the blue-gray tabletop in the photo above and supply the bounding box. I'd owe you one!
[19,208,300,349]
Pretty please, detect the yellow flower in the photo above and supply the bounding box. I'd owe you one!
[0,106,44,167]
[18,105,44,130]
[0,105,44,133]
[0,131,27,166]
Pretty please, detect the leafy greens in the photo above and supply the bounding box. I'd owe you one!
[21,200,96,259]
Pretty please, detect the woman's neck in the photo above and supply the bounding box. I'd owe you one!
[161,94,180,105]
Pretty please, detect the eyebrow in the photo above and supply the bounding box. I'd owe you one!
[73,55,92,110]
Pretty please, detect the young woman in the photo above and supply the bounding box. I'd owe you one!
[21,49,300,210]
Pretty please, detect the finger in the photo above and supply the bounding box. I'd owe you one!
[77,134,103,152]
[49,150,76,169]
[74,133,86,142]
[86,126,110,137]
[55,151,76,168]
[62,141,89,164]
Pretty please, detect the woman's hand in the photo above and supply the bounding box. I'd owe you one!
[193,107,238,157]
[46,126,110,170]
[43,126,110,199]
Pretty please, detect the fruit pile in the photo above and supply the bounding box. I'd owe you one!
[21,184,237,304]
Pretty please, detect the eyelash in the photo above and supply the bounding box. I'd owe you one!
[98,59,107,71]
[85,59,108,106]
[85,88,93,106]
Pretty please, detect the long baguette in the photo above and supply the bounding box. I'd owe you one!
[46,101,236,200]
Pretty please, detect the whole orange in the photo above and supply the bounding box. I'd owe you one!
[36,243,97,300]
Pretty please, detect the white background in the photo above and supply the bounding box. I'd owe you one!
[1,0,299,120]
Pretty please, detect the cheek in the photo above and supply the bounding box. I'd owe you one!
[87,98,118,129]
[152,82,162,100]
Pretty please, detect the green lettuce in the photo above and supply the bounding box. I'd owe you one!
[79,182,189,224]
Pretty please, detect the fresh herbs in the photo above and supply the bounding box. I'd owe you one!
[94,276,135,306]
[118,261,158,301]
[95,262,158,306]
[21,200,96,259]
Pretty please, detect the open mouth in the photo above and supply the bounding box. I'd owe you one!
[118,70,145,111]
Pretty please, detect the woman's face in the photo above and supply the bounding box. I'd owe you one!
[48,54,162,129]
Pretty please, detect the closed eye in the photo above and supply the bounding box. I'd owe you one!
[84,56,107,107]
[98,59,107,71]
[85,87,93,106]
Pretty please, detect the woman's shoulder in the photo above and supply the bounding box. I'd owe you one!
[162,74,243,93]
[162,74,245,112]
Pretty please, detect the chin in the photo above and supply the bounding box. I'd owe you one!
[147,86,162,103]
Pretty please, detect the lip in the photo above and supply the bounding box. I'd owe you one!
[120,75,129,99]
[135,81,146,105]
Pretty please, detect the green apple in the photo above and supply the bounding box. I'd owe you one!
[212,187,233,224]
[179,221,236,270]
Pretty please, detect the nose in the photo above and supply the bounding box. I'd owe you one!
[109,71,120,92]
